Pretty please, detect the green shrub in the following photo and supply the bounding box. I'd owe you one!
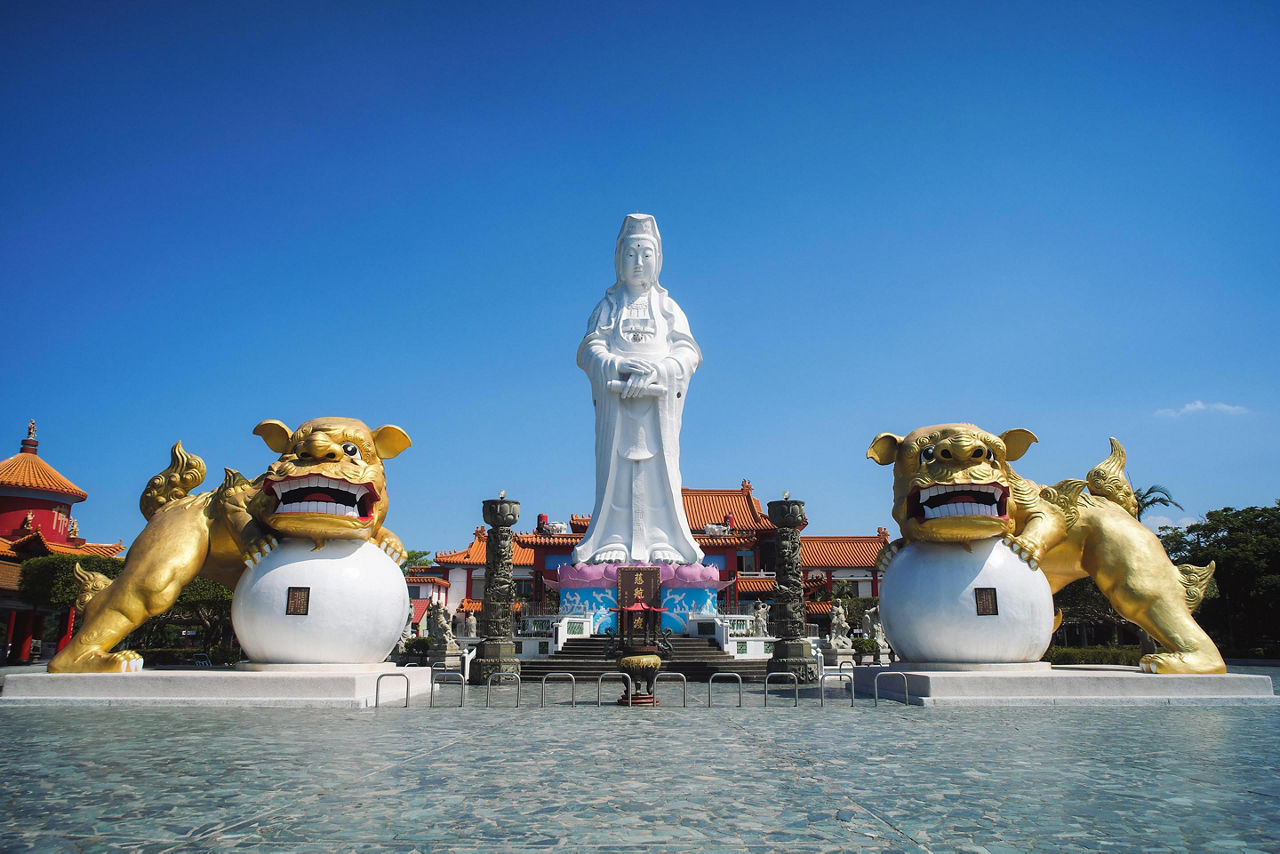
[1042,645,1144,666]
[404,637,432,655]
[850,637,879,655]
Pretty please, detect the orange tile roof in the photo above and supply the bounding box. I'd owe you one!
[736,577,774,594]
[681,481,777,533]
[806,601,832,616]
[513,531,582,548]
[562,482,776,541]
[4,531,125,559]
[406,574,449,587]
[800,534,891,569]
[411,600,431,623]
[457,598,523,613]
[514,531,759,551]
[734,575,824,595]
[436,526,534,568]
[0,559,20,591]
[0,444,87,501]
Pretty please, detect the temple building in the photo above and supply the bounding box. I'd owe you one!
[418,480,889,631]
[0,422,124,663]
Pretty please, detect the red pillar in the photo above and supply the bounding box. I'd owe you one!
[9,610,33,664]
[870,569,880,597]
[56,606,75,653]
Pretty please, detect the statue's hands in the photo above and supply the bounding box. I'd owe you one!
[619,358,655,377]
[618,359,656,399]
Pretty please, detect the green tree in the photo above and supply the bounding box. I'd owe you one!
[1133,484,1183,521]
[19,555,233,653]
[1053,578,1128,645]
[1159,502,1280,653]
[401,550,433,576]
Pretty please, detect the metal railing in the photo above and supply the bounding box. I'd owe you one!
[486,672,522,708]
[763,672,799,707]
[873,671,911,706]
[707,672,743,707]
[654,672,687,708]
[429,672,466,708]
[375,672,410,708]
[819,673,853,707]
[539,673,577,708]
[596,672,634,707]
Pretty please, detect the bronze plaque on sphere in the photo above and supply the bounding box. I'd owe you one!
[286,586,311,616]
[974,587,998,616]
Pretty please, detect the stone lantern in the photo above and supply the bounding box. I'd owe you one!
[766,493,819,682]
[470,493,522,684]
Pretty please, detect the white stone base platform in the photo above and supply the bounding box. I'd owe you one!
[0,663,434,708]
[852,662,1276,707]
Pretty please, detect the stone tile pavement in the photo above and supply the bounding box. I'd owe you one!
[0,667,1276,852]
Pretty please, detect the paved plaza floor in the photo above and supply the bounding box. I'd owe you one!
[0,667,1276,852]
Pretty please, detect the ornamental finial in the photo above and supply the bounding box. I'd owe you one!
[27,420,36,440]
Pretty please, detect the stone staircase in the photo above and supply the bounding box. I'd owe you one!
[517,636,769,683]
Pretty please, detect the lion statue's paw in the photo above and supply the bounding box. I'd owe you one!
[53,649,145,674]
[241,534,280,568]
[1139,651,1226,675]
[1001,534,1042,571]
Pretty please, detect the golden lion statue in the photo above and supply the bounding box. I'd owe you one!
[49,417,410,674]
[867,424,1224,674]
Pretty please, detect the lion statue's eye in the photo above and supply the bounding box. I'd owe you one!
[986,448,997,463]
[342,442,362,461]
[920,445,936,464]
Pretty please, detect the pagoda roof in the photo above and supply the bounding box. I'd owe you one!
[0,432,88,501]
[0,532,126,593]
[435,526,535,568]
[2,531,124,560]
[799,533,891,569]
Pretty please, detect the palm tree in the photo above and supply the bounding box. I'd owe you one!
[1133,484,1182,521]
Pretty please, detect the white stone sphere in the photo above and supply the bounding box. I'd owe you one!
[879,537,1054,664]
[232,538,409,664]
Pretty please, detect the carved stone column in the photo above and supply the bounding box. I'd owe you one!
[767,496,819,683]
[470,495,522,684]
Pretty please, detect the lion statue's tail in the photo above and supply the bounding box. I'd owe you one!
[72,562,113,612]
[139,441,207,520]
[1179,560,1216,612]
[1086,438,1140,517]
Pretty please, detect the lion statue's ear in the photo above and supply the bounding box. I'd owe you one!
[373,425,412,460]
[1000,429,1038,462]
[867,433,903,466]
[253,420,293,454]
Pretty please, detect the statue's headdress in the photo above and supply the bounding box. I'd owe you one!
[613,213,663,283]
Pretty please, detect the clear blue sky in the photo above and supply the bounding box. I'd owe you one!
[4,2,1277,555]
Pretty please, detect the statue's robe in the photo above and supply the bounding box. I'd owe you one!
[573,282,704,565]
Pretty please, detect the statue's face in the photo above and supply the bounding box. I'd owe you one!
[618,238,657,289]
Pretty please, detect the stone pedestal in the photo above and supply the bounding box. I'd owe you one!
[822,647,857,669]
[768,638,820,681]
[427,643,463,672]
[471,638,518,683]
[470,496,522,685]
[766,497,819,683]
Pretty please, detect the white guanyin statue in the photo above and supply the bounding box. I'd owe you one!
[572,214,705,566]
